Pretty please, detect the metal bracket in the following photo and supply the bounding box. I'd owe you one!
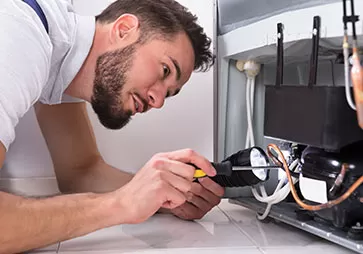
[308,16,321,87]
[275,23,284,87]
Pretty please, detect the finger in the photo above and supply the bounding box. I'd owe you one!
[190,182,221,206]
[180,202,204,220]
[159,159,195,181]
[186,192,212,213]
[170,206,191,221]
[170,207,187,220]
[161,182,187,210]
[160,170,192,193]
[165,149,216,176]
[198,177,225,197]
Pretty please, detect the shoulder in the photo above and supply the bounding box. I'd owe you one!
[0,9,52,99]
[0,2,54,150]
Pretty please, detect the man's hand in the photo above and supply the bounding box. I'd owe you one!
[169,177,224,220]
[114,149,217,224]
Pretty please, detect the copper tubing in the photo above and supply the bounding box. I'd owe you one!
[351,45,363,129]
[329,162,348,195]
[267,143,363,211]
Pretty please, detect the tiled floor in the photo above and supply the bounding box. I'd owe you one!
[57,206,255,253]
[218,201,356,254]
[28,200,358,254]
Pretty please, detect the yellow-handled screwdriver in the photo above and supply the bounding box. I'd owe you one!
[193,161,281,178]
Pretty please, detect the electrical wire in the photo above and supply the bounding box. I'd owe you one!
[244,60,260,148]
[252,160,299,204]
[267,143,363,211]
[245,77,256,148]
[245,78,254,148]
[342,0,357,110]
[344,40,356,110]
[250,78,255,114]
[238,61,299,219]
[243,61,270,220]
[252,159,300,220]
[241,61,292,220]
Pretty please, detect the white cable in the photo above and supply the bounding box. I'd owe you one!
[245,67,274,220]
[257,203,272,221]
[344,46,356,110]
[252,159,299,203]
[250,77,255,113]
[244,61,260,148]
[240,61,275,220]
[257,184,270,220]
[245,77,255,148]
[245,78,252,148]
[252,159,300,220]
[237,60,282,220]
[249,77,256,146]
[245,78,250,147]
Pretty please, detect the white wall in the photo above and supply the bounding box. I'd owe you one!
[1,0,216,181]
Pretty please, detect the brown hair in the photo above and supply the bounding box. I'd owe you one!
[96,0,215,72]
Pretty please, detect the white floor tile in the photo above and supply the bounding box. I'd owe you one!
[261,241,357,254]
[218,200,320,247]
[25,250,57,254]
[27,252,57,254]
[219,199,361,253]
[57,247,262,254]
[59,208,255,252]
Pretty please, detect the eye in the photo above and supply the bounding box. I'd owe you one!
[163,64,171,79]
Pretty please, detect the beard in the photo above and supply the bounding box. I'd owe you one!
[91,44,136,130]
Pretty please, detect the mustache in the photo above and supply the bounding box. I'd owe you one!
[134,92,149,112]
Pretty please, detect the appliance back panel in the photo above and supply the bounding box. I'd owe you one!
[264,85,363,151]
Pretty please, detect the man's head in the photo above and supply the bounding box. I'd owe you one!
[90,0,215,129]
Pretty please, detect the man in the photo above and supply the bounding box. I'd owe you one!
[0,0,224,253]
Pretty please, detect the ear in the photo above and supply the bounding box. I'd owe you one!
[110,14,140,44]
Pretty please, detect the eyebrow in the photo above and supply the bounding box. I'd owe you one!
[169,56,181,81]
[166,88,180,98]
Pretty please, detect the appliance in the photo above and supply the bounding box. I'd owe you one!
[216,0,363,252]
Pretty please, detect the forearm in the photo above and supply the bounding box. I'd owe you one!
[58,159,172,215]
[0,190,120,254]
[58,157,134,194]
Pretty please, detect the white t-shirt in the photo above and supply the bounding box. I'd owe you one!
[0,0,95,151]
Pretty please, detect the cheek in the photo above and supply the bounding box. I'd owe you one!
[127,59,160,91]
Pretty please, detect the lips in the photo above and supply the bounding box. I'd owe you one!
[133,94,145,113]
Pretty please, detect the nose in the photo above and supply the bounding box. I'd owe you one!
[147,86,166,109]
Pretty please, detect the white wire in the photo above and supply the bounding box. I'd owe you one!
[250,77,255,146]
[245,78,251,148]
[252,159,300,220]
[246,76,269,218]
[252,159,299,203]
[245,77,255,148]
[344,46,356,110]
[250,77,255,114]
[242,62,301,220]
[257,203,272,220]
[242,61,287,221]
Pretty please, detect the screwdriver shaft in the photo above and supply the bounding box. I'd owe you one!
[232,165,282,171]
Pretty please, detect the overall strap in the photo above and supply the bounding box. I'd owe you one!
[22,0,49,33]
